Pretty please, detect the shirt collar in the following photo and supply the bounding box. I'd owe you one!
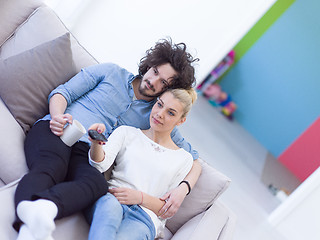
[129,74,142,84]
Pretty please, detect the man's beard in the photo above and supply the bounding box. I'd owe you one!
[138,79,162,98]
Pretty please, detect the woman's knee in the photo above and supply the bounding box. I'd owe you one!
[84,194,117,225]
[95,193,122,216]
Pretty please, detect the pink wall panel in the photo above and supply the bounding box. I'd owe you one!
[279,117,320,182]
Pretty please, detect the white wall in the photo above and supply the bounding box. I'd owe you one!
[268,167,320,240]
[48,0,275,83]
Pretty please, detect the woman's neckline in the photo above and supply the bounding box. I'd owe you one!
[139,129,181,151]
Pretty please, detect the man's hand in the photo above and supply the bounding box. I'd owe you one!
[109,187,142,205]
[50,113,73,136]
[158,183,189,219]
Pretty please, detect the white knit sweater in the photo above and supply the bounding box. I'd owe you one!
[89,125,193,237]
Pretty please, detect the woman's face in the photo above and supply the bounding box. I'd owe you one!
[150,91,186,133]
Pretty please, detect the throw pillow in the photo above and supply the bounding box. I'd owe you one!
[0,33,76,133]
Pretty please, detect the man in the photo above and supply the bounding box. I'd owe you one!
[14,38,201,240]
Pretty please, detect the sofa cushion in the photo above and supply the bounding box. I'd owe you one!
[166,159,231,234]
[0,6,98,71]
[0,0,43,47]
[0,33,76,133]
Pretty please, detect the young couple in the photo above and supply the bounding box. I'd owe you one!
[14,38,201,240]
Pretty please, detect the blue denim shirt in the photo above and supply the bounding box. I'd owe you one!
[41,63,198,159]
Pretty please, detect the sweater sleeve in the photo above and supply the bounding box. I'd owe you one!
[88,126,127,173]
[168,152,194,191]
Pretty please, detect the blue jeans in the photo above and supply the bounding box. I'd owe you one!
[85,193,156,240]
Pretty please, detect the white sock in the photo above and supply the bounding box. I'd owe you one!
[17,199,58,240]
[17,224,36,240]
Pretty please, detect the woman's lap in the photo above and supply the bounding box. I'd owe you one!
[87,193,155,240]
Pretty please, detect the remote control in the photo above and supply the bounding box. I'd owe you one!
[88,130,108,142]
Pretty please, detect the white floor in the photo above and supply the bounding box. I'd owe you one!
[179,95,287,240]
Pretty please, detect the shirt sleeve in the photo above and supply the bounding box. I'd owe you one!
[170,127,199,160]
[48,63,115,105]
[88,126,127,173]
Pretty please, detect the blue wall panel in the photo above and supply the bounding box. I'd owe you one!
[220,0,320,157]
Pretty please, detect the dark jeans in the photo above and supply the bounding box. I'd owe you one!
[13,120,108,231]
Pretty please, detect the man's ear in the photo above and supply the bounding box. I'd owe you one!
[177,117,186,126]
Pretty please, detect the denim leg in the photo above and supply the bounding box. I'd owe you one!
[88,193,123,240]
[117,205,155,240]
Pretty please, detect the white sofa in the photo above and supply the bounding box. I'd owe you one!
[0,0,236,239]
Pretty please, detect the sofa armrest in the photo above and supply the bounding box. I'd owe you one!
[166,159,231,234]
[216,201,237,240]
[170,200,236,240]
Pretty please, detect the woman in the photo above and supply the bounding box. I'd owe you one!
[86,88,197,239]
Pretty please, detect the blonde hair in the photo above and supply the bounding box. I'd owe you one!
[167,88,197,118]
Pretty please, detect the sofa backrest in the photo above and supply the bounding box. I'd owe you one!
[0,0,43,47]
[0,5,98,71]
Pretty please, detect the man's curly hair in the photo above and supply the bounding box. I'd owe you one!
[138,38,199,90]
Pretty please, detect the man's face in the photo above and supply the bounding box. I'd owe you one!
[139,63,177,98]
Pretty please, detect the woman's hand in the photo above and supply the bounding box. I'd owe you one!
[111,188,168,216]
[109,188,142,205]
[50,113,73,136]
[88,123,106,162]
[88,123,106,145]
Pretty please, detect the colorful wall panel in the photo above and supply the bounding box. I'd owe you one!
[220,0,320,157]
